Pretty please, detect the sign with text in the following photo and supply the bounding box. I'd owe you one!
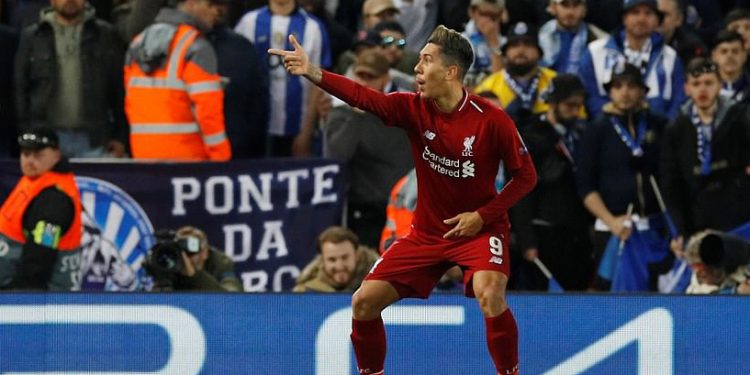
[0,159,344,291]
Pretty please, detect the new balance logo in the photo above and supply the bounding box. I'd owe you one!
[424,130,436,140]
[461,160,475,178]
[490,256,503,265]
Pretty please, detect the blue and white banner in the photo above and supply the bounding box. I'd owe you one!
[0,293,748,374]
[0,160,344,292]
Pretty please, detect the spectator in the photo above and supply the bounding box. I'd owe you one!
[293,226,379,293]
[0,21,17,158]
[539,0,608,75]
[0,129,81,290]
[361,0,399,30]
[510,74,594,291]
[235,0,331,157]
[712,30,750,104]
[660,58,750,252]
[576,62,668,290]
[148,226,243,291]
[375,20,418,76]
[579,0,686,118]
[656,0,706,65]
[476,22,557,126]
[323,49,413,248]
[684,230,750,294]
[124,0,231,161]
[208,1,268,158]
[15,0,128,158]
[112,0,170,44]
[461,0,506,88]
[724,8,750,51]
[379,168,417,253]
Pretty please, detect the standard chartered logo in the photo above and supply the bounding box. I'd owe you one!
[422,146,475,179]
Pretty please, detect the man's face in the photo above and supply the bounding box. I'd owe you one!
[469,3,502,25]
[187,245,210,271]
[623,4,659,39]
[414,43,452,99]
[504,42,541,76]
[727,19,750,50]
[609,80,645,112]
[379,30,407,66]
[20,147,61,179]
[321,241,358,287]
[189,0,221,29]
[712,41,747,78]
[692,263,725,286]
[50,0,85,21]
[657,0,682,38]
[685,73,721,109]
[553,0,586,30]
[552,94,585,124]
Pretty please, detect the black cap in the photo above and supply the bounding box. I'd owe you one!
[603,61,648,92]
[542,74,586,103]
[621,0,664,23]
[502,22,542,55]
[18,128,59,150]
[352,29,382,52]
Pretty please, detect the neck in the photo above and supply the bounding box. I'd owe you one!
[434,85,465,113]
[557,21,582,33]
[625,33,649,50]
[546,108,558,125]
[512,67,538,81]
[270,1,296,16]
[55,13,83,26]
[720,69,743,83]
[696,100,718,122]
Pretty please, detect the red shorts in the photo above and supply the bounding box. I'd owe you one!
[365,228,510,299]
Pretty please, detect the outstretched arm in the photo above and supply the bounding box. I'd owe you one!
[268,35,322,83]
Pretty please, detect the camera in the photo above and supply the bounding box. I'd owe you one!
[145,229,202,274]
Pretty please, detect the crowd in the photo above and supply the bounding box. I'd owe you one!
[0,0,748,294]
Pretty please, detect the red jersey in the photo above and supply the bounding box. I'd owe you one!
[319,71,537,238]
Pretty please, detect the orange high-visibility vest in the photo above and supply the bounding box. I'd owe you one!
[125,23,231,161]
[379,170,417,254]
[0,172,82,251]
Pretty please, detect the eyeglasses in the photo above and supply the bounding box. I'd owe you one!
[688,61,719,78]
[381,36,407,49]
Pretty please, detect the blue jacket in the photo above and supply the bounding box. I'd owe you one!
[579,30,686,119]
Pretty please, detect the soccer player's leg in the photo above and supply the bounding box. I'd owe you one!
[448,231,519,375]
[351,233,449,375]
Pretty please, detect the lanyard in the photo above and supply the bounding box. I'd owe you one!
[610,115,647,157]
[690,105,714,175]
[503,70,541,110]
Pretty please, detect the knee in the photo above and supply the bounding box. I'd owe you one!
[351,291,384,320]
[475,284,507,317]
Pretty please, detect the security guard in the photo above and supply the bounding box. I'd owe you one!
[124,0,231,161]
[0,129,82,290]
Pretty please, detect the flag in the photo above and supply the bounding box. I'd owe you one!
[730,220,750,240]
[611,228,670,292]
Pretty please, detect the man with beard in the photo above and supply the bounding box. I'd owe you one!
[711,30,750,105]
[15,0,127,158]
[656,0,706,65]
[509,74,594,291]
[476,22,556,127]
[576,62,668,290]
[660,58,750,254]
[579,0,685,119]
[294,226,380,293]
[538,0,608,76]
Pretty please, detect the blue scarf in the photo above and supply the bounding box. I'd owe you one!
[503,70,541,110]
[610,115,647,157]
[690,105,714,175]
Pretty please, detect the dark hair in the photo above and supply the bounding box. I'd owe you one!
[374,20,406,35]
[725,8,750,26]
[317,226,360,253]
[685,57,720,79]
[426,25,474,80]
[712,30,745,51]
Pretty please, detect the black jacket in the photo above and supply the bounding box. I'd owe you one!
[0,25,18,158]
[576,103,668,217]
[510,115,592,251]
[660,99,750,236]
[14,7,128,147]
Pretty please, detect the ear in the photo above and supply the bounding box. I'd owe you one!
[446,64,460,82]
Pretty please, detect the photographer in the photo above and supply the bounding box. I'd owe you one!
[147,226,242,292]
[685,230,750,295]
